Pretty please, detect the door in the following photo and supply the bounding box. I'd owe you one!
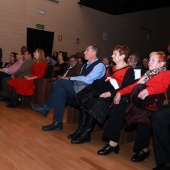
[27,28,54,54]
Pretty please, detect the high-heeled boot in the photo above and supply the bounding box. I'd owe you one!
[7,87,19,108]
[68,108,88,140]
[71,115,96,144]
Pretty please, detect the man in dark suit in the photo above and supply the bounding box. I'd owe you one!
[56,55,82,80]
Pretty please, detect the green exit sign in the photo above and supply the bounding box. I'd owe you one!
[36,24,44,30]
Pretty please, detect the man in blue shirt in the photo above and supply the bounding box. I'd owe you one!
[31,45,106,130]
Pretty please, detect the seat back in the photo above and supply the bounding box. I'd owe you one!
[167,85,170,100]
[44,65,54,79]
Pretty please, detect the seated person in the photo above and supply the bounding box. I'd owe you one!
[45,53,57,65]
[97,51,170,163]
[128,52,146,80]
[20,46,27,54]
[151,86,170,170]
[77,56,85,65]
[0,51,24,89]
[102,57,111,69]
[128,52,141,69]
[52,51,58,62]
[68,45,135,144]
[1,52,17,68]
[7,48,47,108]
[54,55,82,81]
[53,51,68,77]
[141,58,149,73]
[30,45,106,130]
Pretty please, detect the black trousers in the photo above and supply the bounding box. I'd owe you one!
[151,104,170,166]
[103,102,152,152]
[103,102,128,142]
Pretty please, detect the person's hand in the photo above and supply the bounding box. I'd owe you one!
[11,74,14,79]
[24,76,29,80]
[24,76,32,80]
[100,92,111,98]
[57,75,62,79]
[113,92,121,104]
[138,89,149,100]
[61,77,70,80]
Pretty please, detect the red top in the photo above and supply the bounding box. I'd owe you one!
[105,65,132,88]
[119,70,170,98]
[8,61,47,96]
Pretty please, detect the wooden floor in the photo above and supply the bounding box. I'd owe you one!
[0,102,155,170]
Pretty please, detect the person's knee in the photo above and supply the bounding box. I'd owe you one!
[151,109,162,125]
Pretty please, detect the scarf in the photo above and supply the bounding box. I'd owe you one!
[138,66,166,84]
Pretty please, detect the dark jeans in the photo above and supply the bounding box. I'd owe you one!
[46,79,76,121]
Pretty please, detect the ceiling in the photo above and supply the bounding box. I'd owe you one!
[78,0,170,15]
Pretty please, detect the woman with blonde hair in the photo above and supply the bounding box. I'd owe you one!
[7,48,47,107]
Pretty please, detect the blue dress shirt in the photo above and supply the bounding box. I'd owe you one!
[70,59,106,84]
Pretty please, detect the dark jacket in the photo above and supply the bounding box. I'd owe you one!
[62,63,82,77]
[13,59,34,78]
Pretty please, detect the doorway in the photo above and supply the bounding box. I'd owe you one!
[27,28,54,54]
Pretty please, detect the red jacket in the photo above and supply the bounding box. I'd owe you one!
[119,70,170,98]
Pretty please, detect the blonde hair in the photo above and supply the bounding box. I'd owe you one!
[35,48,45,62]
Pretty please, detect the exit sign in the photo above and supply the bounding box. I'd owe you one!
[36,24,44,30]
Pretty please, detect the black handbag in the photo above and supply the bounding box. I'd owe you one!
[125,84,165,127]
[87,97,112,124]
[76,84,99,107]
[130,84,165,110]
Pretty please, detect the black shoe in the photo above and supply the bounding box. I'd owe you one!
[71,134,90,144]
[0,97,11,103]
[42,121,63,131]
[153,162,170,170]
[68,133,78,140]
[97,144,119,155]
[0,97,5,101]
[68,130,83,140]
[30,102,49,116]
[131,150,150,162]
[6,103,19,108]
